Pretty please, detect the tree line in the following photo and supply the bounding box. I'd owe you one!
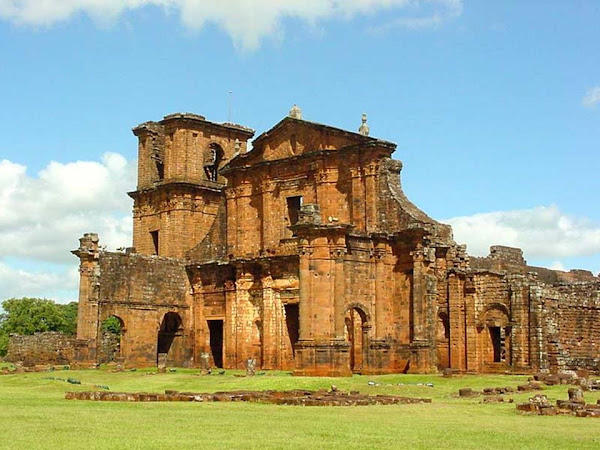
[0,298,78,357]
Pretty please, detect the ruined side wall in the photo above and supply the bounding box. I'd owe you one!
[542,282,600,373]
[6,332,77,366]
[74,249,193,367]
[97,252,193,367]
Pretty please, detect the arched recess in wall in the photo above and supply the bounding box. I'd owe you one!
[479,304,511,366]
[344,304,370,373]
[100,315,125,364]
[203,143,224,182]
[157,312,184,366]
[436,311,450,369]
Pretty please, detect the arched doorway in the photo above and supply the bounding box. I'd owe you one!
[100,315,125,363]
[157,312,184,365]
[344,306,369,373]
[478,305,511,368]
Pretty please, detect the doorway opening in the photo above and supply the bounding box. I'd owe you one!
[100,315,125,363]
[345,307,368,372]
[208,320,224,368]
[157,312,183,364]
[489,326,503,362]
[284,304,300,357]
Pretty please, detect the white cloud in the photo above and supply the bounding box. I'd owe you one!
[0,0,463,51]
[373,0,462,31]
[444,205,600,262]
[0,262,80,302]
[0,152,135,302]
[582,86,600,108]
[0,153,135,264]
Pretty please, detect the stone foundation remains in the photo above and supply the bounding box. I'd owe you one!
[65,388,431,406]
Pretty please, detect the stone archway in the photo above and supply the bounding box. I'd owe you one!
[157,312,184,366]
[344,305,370,373]
[100,315,125,363]
[478,304,511,368]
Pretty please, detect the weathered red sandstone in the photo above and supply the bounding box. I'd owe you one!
[46,108,600,376]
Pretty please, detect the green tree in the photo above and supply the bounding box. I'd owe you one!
[0,298,78,357]
[101,316,122,335]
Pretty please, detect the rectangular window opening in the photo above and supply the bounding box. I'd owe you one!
[287,196,303,236]
[150,230,159,255]
[156,161,164,181]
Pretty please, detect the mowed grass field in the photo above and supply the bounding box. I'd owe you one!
[0,364,599,449]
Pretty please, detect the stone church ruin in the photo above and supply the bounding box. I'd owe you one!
[72,107,600,375]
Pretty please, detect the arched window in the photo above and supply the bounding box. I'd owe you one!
[204,143,224,181]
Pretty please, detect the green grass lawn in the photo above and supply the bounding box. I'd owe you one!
[0,367,599,449]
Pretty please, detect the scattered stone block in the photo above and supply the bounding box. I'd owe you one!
[246,358,256,376]
[199,352,210,370]
[482,395,504,403]
[533,372,548,382]
[517,403,537,412]
[458,388,479,398]
[539,406,558,416]
[568,388,585,404]
[157,353,167,374]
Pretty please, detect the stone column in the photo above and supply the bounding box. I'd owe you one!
[373,242,387,339]
[298,239,313,340]
[411,246,426,341]
[363,162,378,233]
[448,272,466,371]
[332,242,346,339]
[71,233,101,364]
[224,279,237,368]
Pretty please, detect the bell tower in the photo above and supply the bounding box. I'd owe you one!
[129,113,254,258]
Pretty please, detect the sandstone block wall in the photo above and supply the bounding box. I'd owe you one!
[542,282,600,373]
[6,332,77,366]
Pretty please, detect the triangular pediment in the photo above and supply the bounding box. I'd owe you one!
[245,117,378,164]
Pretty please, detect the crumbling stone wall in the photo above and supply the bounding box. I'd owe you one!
[5,332,76,366]
[541,282,600,373]
[70,111,600,377]
[74,236,193,367]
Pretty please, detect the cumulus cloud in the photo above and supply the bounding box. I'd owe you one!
[0,152,134,302]
[444,205,600,265]
[0,262,80,302]
[0,153,135,264]
[0,0,463,50]
[582,86,600,108]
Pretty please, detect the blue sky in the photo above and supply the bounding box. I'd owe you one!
[0,0,599,302]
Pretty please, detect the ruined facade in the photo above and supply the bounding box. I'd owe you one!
[73,109,600,375]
